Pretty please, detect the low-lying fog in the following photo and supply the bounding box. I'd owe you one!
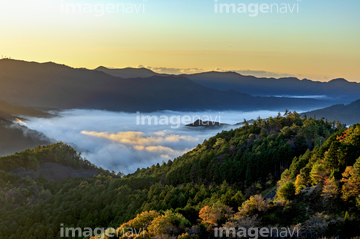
[23,110,284,174]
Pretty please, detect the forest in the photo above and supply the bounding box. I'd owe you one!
[1,112,359,238]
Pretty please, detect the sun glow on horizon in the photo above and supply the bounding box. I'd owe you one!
[0,0,359,82]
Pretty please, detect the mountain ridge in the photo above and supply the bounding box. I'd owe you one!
[94,64,360,103]
[303,99,360,125]
[0,59,332,112]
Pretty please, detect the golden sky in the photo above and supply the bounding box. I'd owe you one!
[1,0,359,81]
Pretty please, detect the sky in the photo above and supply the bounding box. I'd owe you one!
[0,0,359,81]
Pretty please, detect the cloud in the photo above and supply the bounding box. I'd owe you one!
[209,68,296,78]
[235,70,295,78]
[81,131,198,145]
[153,130,167,136]
[146,66,204,75]
[164,134,198,142]
[145,66,334,81]
[81,131,162,145]
[15,118,27,125]
[143,66,296,78]
[78,129,199,172]
[135,145,190,155]
[23,109,281,174]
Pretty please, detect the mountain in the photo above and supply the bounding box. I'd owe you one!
[303,99,360,125]
[184,72,360,103]
[0,143,113,212]
[0,117,51,156]
[94,66,360,104]
[1,115,359,238]
[0,99,50,120]
[9,162,99,182]
[0,100,52,156]
[0,59,332,111]
[157,112,339,189]
[1,143,102,181]
[110,121,360,239]
[95,66,158,78]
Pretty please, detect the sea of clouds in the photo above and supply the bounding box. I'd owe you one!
[22,110,282,174]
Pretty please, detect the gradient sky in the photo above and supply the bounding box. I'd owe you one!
[1,0,359,81]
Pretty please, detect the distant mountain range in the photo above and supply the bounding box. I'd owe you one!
[95,66,157,78]
[0,59,333,112]
[97,66,360,103]
[303,99,360,125]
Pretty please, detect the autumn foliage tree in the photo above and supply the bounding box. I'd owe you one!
[321,176,340,199]
[199,202,234,227]
[341,166,360,202]
[199,206,217,225]
[148,215,174,237]
[238,195,267,218]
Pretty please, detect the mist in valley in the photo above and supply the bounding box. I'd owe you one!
[22,109,285,174]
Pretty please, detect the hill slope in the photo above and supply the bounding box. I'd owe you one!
[185,72,360,103]
[133,112,341,192]
[0,100,52,156]
[303,99,360,125]
[0,99,50,120]
[104,123,360,239]
[0,117,51,156]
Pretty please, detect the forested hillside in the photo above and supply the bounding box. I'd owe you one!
[0,143,99,172]
[1,113,360,239]
[132,112,340,193]
[303,99,360,125]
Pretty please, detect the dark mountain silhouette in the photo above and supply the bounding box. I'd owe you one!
[96,66,360,103]
[95,66,157,78]
[303,99,360,125]
[0,59,332,112]
[184,72,360,103]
